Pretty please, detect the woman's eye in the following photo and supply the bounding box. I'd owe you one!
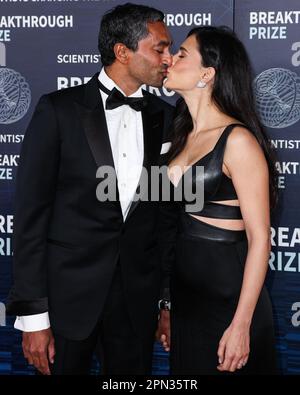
[156,50,163,54]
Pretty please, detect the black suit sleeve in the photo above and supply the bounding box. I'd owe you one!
[6,94,60,316]
[157,101,178,301]
[158,196,180,301]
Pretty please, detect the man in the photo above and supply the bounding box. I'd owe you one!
[6,3,173,375]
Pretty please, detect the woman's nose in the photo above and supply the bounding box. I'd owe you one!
[171,54,178,67]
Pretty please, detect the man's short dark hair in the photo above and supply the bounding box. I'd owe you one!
[98,3,164,66]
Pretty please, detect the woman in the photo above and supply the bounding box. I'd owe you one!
[161,26,278,374]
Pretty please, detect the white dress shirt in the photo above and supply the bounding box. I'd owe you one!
[14,68,145,332]
[98,68,144,219]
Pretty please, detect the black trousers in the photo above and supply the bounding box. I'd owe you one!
[50,265,154,375]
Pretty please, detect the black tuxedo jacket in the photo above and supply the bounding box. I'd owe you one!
[6,73,175,340]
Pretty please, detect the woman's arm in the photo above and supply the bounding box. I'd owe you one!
[217,126,271,372]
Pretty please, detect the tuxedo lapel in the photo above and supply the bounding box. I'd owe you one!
[75,73,122,214]
[126,105,163,222]
[142,107,164,172]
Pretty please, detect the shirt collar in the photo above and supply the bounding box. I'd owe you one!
[98,67,143,98]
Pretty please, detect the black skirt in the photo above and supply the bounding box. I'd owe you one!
[170,213,277,375]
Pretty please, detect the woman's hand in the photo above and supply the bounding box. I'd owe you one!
[217,322,250,372]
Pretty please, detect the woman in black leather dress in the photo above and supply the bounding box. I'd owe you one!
[160,26,278,374]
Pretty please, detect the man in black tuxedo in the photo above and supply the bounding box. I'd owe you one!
[6,3,174,375]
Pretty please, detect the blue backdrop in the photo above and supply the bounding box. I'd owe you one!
[0,0,299,375]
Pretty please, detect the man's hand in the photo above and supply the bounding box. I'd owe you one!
[156,310,171,352]
[22,328,55,375]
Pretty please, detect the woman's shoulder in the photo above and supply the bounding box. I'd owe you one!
[224,123,265,163]
[226,123,260,150]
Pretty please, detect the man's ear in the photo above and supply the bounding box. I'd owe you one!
[113,43,131,65]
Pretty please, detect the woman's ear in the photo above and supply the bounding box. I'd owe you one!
[196,67,215,89]
[202,67,215,84]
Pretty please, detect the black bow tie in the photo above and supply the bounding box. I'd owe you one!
[98,80,148,112]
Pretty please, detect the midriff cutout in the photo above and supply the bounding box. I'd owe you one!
[209,199,240,206]
[190,199,245,231]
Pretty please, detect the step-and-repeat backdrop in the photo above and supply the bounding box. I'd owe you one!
[0,0,299,375]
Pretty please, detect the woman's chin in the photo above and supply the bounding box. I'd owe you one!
[163,77,174,90]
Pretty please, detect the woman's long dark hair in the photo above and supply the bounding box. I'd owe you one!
[167,26,278,208]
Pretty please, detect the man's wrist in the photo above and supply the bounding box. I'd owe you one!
[158,299,171,311]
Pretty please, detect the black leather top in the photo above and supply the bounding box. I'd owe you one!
[176,123,244,220]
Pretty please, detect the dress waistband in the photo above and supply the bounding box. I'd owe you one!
[179,212,247,243]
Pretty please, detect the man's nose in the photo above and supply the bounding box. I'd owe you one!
[166,54,176,69]
[163,52,173,67]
